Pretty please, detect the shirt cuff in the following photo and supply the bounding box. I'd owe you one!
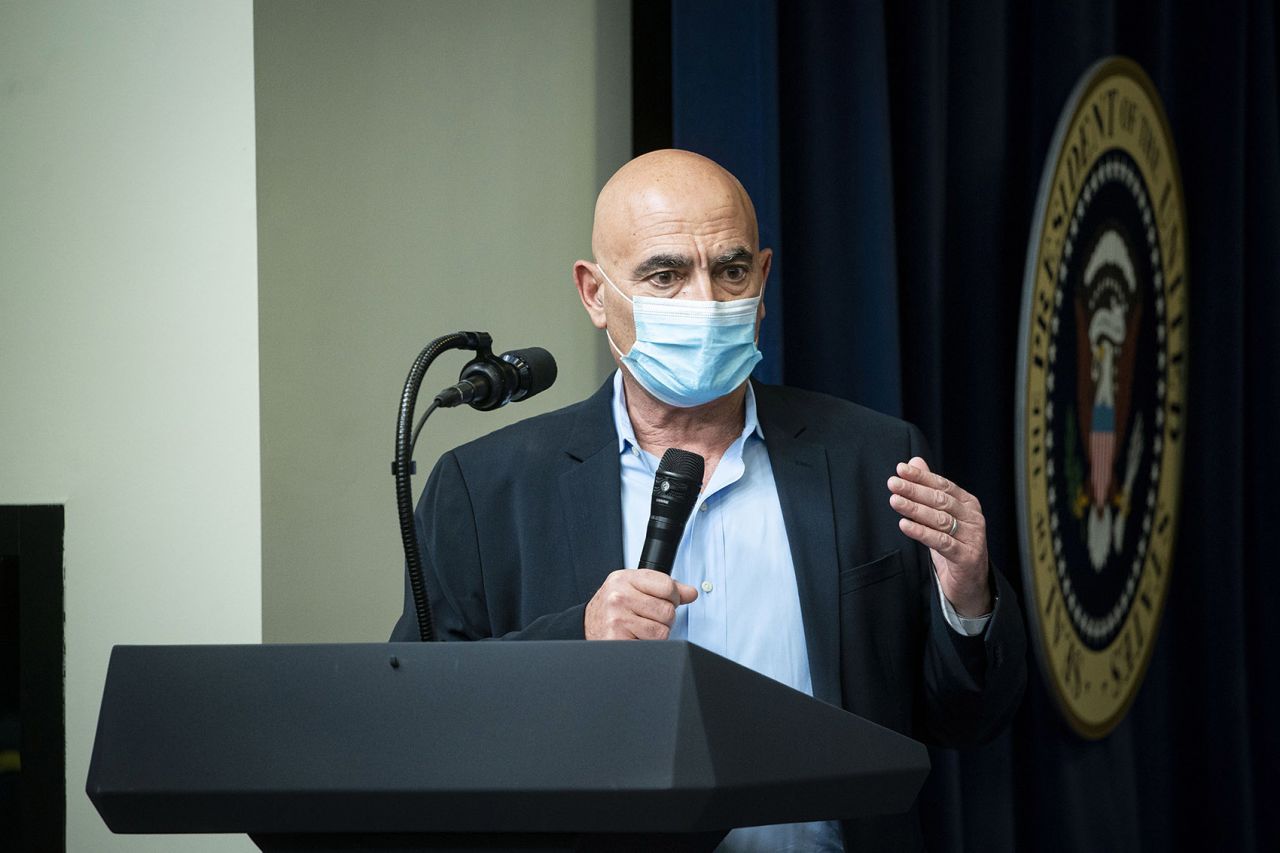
[935,575,992,636]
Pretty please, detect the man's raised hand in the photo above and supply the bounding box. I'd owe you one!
[887,456,992,617]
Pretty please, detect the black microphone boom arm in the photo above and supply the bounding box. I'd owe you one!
[392,332,558,643]
[392,331,492,642]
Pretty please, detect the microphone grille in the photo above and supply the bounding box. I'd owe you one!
[499,346,558,403]
[657,447,705,483]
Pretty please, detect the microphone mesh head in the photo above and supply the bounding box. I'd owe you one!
[510,347,557,395]
[657,448,705,483]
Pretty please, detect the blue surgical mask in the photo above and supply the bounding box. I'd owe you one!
[598,264,763,408]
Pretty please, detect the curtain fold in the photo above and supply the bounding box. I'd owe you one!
[775,1,904,418]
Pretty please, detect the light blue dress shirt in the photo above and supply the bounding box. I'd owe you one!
[611,371,844,853]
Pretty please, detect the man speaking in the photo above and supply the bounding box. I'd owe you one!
[392,150,1026,851]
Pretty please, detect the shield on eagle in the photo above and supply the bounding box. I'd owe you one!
[1076,227,1143,569]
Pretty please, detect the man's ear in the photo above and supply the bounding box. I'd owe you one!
[758,247,773,290]
[573,260,608,330]
[756,247,773,324]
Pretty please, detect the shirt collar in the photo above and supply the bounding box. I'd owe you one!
[610,370,765,456]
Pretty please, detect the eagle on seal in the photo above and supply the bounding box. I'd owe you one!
[1075,226,1143,570]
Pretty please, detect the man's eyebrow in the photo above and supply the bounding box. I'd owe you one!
[712,247,754,267]
[632,254,692,277]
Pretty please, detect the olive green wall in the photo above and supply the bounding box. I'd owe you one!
[255,0,630,642]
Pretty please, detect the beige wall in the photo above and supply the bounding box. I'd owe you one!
[256,0,629,643]
[0,2,262,852]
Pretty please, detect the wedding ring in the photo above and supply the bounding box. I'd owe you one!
[947,516,959,537]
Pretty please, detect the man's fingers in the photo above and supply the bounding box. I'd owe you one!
[889,475,954,512]
[585,569,698,641]
[589,594,675,640]
[889,492,959,535]
[894,459,980,512]
[599,614,673,641]
[631,568,684,603]
[632,570,699,606]
[897,459,952,493]
[674,581,699,604]
[898,516,967,559]
[887,475,980,527]
[632,590,678,625]
[630,616,673,641]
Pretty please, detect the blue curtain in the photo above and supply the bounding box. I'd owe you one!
[671,0,786,386]
[671,0,1279,849]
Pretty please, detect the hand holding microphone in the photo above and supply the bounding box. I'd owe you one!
[585,448,705,640]
[584,570,699,640]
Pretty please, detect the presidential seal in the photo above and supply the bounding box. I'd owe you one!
[1016,57,1187,739]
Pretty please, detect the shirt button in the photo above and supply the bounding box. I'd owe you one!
[699,503,709,512]
[701,580,714,593]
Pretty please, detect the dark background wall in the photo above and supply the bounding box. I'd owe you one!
[643,0,1279,850]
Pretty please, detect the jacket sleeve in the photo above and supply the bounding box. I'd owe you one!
[907,425,1028,748]
[389,450,588,642]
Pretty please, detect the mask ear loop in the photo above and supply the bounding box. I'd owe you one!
[605,330,627,358]
[596,263,634,303]
[596,263,632,357]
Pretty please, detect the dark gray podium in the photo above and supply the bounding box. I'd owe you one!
[86,641,929,852]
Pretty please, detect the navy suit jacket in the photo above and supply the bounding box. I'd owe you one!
[392,378,1026,850]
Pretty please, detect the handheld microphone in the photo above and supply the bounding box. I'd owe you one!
[434,346,558,410]
[638,448,705,574]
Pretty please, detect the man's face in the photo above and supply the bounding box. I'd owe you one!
[590,182,772,356]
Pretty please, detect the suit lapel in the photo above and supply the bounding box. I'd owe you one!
[560,379,624,601]
[755,383,842,707]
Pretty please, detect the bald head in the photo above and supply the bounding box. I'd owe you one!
[591,150,760,265]
[572,149,772,360]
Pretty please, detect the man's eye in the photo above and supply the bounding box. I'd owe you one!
[723,266,749,282]
[651,271,677,286]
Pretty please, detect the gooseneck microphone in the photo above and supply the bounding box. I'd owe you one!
[393,331,557,642]
[638,448,706,574]
[434,346,558,410]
